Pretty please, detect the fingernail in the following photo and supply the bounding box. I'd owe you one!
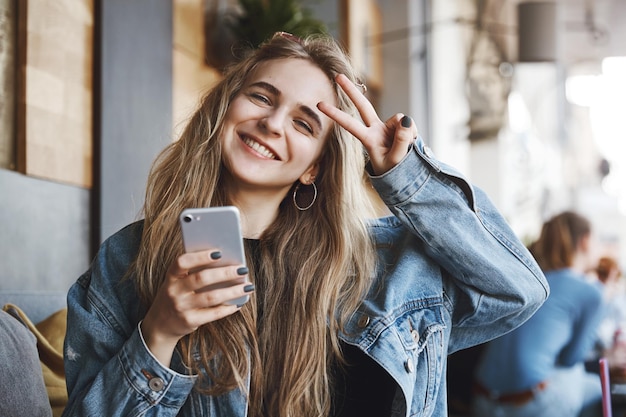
[211,251,222,260]
[244,284,255,293]
[236,303,245,308]
[237,266,249,275]
[401,115,412,128]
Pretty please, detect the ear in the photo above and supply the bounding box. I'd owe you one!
[299,163,320,185]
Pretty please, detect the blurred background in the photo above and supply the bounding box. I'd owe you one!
[1,0,625,296]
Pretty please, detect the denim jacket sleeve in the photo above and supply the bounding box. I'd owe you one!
[62,223,197,417]
[369,138,549,353]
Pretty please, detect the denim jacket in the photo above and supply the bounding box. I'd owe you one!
[62,139,548,417]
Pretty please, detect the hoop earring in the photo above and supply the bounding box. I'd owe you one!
[292,181,318,211]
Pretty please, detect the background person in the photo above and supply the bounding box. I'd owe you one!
[473,210,605,417]
[590,256,625,360]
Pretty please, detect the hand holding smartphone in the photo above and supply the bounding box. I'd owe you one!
[179,206,249,305]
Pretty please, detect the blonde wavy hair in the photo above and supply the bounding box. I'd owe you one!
[130,33,377,417]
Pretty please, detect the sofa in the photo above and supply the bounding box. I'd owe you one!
[1,289,68,417]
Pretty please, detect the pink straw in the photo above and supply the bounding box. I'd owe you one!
[600,357,613,417]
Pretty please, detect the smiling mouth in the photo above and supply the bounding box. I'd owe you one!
[241,136,278,160]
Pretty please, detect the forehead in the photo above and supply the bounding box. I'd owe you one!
[245,58,337,107]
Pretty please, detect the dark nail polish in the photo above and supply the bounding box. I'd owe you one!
[401,115,412,128]
[244,284,255,293]
[211,251,222,260]
[237,267,249,275]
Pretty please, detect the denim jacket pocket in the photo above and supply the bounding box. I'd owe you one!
[392,306,447,417]
[347,302,448,417]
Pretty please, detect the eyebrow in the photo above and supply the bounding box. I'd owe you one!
[249,81,324,133]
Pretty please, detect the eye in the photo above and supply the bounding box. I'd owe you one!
[249,92,271,105]
[294,119,314,134]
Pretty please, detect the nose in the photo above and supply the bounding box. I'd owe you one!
[259,108,287,136]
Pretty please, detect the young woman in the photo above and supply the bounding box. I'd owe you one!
[62,33,548,417]
[473,211,604,417]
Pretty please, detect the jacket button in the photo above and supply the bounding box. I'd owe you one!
[404,357,414,373]
[148,377,165,391]
[357,315,370,328]
[411,330,420,343]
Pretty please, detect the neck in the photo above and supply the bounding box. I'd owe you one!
[231,189,288,239]
[570,251,590,274]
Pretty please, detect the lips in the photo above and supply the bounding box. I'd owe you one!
[241,135,279,160]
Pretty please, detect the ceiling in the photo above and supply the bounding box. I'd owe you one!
[557,0,626,66]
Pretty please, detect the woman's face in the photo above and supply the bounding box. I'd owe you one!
[221,58,337,195]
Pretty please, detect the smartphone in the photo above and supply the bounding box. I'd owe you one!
[179,206,248,305]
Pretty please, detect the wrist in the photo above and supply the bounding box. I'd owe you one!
[139,319,179,368]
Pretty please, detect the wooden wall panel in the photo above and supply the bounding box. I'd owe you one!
[341,0,383,91]
[0,0,16,170]
[16,0,93,187]
[172,0,221,139]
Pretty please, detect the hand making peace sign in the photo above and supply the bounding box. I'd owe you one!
[318,73,419,175]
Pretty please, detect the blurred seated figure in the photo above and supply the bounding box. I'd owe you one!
[591,256,626,386]
[591,256,625,357]
[472,211,604,417]
[0,309,52,417]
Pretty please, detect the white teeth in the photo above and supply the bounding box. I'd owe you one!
[242,136,277,159]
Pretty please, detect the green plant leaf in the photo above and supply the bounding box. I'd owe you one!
[232,0,328,47]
